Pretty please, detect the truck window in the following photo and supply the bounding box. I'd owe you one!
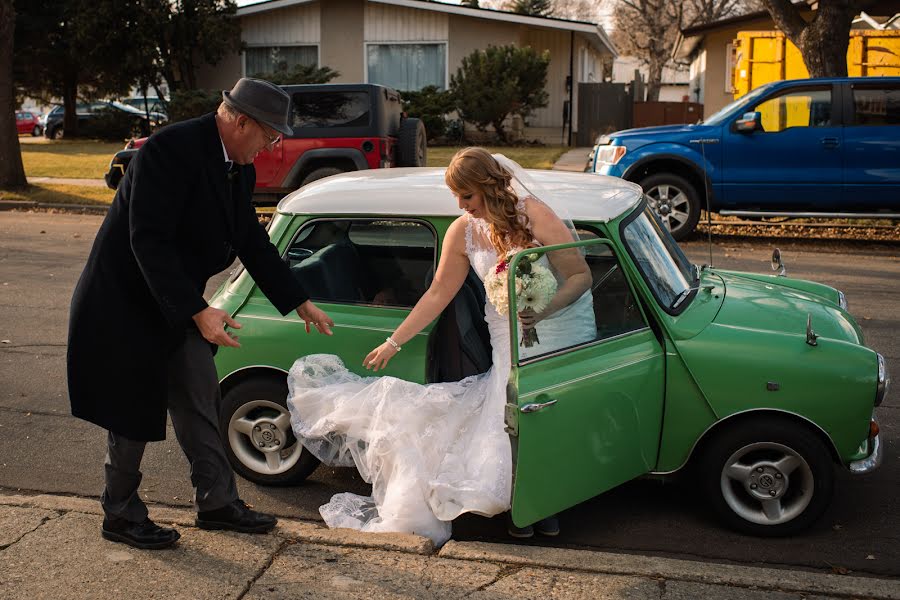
[751,87,832,132]
[850,85,900,126]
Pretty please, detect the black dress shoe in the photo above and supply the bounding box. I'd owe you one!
[101,516,180,550]
[196,499,277,533]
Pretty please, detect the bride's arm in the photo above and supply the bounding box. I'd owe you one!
[364,217,471,371]
[521,198,592,327]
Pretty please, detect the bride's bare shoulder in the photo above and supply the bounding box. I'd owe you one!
[523,195,555,220]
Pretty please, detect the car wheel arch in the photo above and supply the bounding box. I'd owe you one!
[623,156,710,207]
[283,148,368,188]
[658,408,843,476]
[219,365,289,399]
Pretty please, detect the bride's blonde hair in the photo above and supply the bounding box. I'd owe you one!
[444,147,533,256]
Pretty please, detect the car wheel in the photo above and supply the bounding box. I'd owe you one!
[302,166,344,186]
[32,126,41,137]
[50,127,64,140]
[219,377,320,486]
[397,117,427,167]
[638,173,700,241]
[699,418,834,537]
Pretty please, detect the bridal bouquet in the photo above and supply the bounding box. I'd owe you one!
[484,251,557,347]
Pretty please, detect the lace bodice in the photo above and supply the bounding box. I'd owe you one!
[464,196,533,281]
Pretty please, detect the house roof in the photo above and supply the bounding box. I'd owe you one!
[278,167,643,222]
[238,0,616,56]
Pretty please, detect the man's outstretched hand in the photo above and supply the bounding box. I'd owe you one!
[297,300,335,335]
[192,306,242,348]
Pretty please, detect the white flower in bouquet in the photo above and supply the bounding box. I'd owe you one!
[518,264,556,313]
[484,253,558,347]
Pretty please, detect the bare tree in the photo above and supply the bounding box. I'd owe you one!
[0,0,27,190]
[761,0,856,77]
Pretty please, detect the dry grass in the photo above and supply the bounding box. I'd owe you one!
[427,145,569,170]
[0,183,114,205]
[20,140,124,179]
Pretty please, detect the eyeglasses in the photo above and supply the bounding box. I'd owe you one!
[249,117,281,149]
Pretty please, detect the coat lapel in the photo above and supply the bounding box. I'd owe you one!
[201,114,235,234]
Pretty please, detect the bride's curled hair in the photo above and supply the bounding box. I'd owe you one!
[445,147,533,256]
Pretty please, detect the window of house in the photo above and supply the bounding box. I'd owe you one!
[751,87,832,132]
[245,45,318,77]
[366,43,446,91]
[284,219,436,307]
[851,85,900,126]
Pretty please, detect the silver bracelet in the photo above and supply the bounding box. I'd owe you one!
[386,336,401,351]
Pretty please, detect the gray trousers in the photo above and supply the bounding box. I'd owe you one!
[101,330,238,522]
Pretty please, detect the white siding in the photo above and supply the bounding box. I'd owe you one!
[365,3,448,42]
[525,28,571,129]
[242,3,321,45]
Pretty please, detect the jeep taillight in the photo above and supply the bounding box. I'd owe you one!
[380,139,393,168]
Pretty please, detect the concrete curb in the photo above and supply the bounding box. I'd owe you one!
[440,541,900,600]
[2,492,898,598]
[0,200,109,213]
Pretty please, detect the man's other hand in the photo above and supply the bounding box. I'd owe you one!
[192,306,242,347]
[296,300,334,335]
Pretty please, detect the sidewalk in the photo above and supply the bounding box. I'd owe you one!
[552,147,593,172]
[1,492,898,599]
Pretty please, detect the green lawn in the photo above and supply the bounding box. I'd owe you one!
[20,140,124,179]
[0,183,114,205]
[427,145,568,170]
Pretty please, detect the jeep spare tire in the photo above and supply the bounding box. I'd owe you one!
[397,118,427,167]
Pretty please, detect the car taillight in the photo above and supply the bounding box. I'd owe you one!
[380,139,392,168]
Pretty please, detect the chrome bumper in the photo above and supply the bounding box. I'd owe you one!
[849,432,882,475]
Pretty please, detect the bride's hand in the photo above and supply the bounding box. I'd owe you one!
[518,308,545,330]
[363,341,398,372]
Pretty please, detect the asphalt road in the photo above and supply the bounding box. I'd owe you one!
[0,211,897,578]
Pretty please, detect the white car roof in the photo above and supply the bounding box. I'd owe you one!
[277,167,643,222]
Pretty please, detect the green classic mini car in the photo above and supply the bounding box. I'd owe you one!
[210,168,887,537]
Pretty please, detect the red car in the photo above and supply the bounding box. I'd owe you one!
[105,83,427,200]
[16,111,42,136]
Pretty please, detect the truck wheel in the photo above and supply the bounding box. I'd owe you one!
[302,167,344,186]
[32,126,41,137]
[50,127,64,140]
[220,377,320,486]
[397,118,427,167]
[638,173,700,241]
[698,417,834,537]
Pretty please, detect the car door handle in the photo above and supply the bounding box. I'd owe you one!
[520,399,558,413]
[821,137,840,149]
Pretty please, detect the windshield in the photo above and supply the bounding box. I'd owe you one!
[702,85,772,126]
[622,204,695,311]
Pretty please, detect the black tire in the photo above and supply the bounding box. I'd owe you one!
[301,166,344,187]
[698,417,834,537]
[638,173,701,241]
[219,377,320,486]
[397,117,427,167]
[31,126,41,137]
[50,126,64,140]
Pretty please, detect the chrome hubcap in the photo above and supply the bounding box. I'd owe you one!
[646,184,690,232]
[229,399,303,475]
[720,442,814,525]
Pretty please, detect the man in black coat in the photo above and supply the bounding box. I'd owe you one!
[67,78,334,549]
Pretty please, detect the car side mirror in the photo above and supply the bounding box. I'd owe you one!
[735,111,762,133]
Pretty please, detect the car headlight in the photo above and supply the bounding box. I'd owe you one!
[876,353,890,407]
[596,145,626,165]
[838,290,848,311]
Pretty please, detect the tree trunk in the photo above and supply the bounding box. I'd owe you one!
[0,0,27,189]
[62,68,79,137]
[797,1,854,77]
[645,57,664,102]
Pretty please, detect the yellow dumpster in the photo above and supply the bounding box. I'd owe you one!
[732,29,900,98]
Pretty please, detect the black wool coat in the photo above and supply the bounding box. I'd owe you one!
[67,113,308,441]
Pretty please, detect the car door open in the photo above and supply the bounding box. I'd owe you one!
[505,238,666,528]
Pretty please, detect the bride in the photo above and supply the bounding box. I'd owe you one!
[286,148,596,546]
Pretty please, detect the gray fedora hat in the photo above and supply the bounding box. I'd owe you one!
[222,77,293,136]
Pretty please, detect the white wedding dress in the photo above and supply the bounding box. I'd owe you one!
[286,201,596,546]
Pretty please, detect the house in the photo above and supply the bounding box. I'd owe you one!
[195,0,616,143]
[672,0,900,116]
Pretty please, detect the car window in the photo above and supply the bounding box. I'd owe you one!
[514,241,647,363]
[291,91,371,128]
[750,87,832,132]
[850,85,900,126]
[284,219,435,307]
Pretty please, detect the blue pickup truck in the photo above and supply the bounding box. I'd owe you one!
[588,77,900,240]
